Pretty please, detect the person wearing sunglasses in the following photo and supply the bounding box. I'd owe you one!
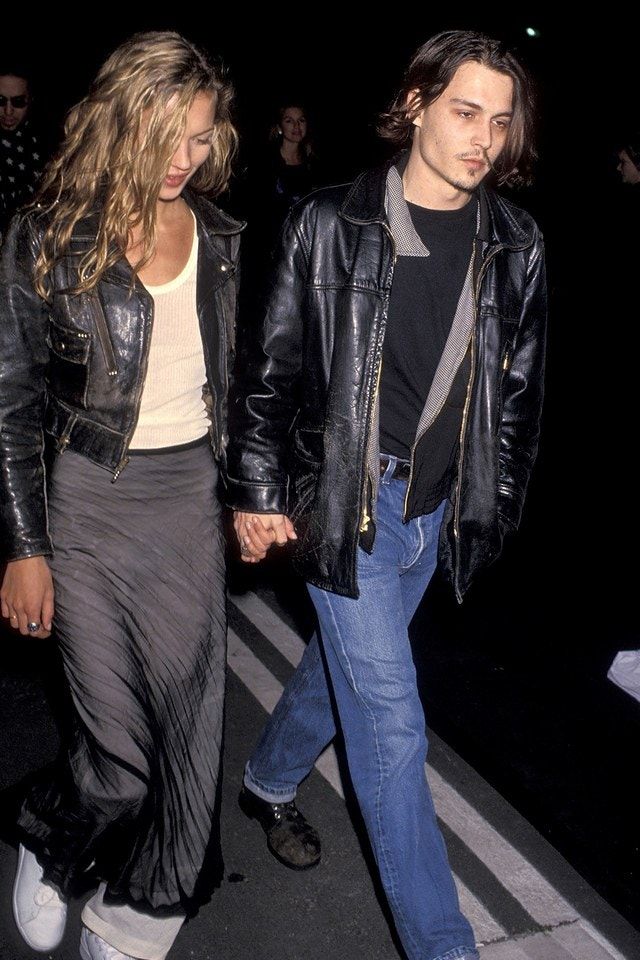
[0,67,44,242]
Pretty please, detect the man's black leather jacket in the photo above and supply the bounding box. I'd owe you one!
[228,156,547,601]
[0,191,243,563]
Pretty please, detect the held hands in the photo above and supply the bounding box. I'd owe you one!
[233,512,297,564]
[1,556,55,638]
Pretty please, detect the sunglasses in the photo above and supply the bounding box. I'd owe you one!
[0,95,28,109]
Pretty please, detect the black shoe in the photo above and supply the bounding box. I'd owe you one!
[238,785,321,870]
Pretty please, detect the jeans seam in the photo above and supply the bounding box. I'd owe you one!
[318,592,422,959]
[401,517,425,571]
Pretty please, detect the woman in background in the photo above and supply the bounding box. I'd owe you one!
[236,100,321,309]
[266,102,318,231]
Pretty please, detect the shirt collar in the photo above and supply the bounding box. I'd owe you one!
[385,162,480,257]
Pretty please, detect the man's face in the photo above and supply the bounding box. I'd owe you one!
[0,75,30,132]
[409,61,514,202]
[617,149,640,185]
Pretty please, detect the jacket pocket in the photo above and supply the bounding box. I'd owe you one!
[500,317,519,363]
[47,318,91,409]
[86,294,118,377]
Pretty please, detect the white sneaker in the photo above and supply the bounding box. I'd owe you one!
[12,843,67,951]
[80,926,135,960]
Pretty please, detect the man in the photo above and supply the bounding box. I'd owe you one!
[0,67,44,241]
[227,29,546,960]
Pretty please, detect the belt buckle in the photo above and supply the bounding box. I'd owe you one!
[379,455,409,481]
[379,455,391,477]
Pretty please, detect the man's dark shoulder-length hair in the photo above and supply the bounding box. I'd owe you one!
[378,30,537,188]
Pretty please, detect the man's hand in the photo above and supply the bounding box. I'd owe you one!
[233,512,297,564]
[1,556,55,638]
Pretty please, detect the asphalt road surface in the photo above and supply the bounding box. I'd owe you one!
[1,557,639,960]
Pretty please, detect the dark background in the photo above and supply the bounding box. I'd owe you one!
[3,6,639,932]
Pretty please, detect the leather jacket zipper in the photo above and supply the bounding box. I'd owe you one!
[88,294,118,377]
[359,359,383,533]
[201,260,234,459]
[112,296,155,482]
[211,268,231,458]
[452,243,504,601]
[359,223,396,534]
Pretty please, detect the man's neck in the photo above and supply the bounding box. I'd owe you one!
[402,160,474,212]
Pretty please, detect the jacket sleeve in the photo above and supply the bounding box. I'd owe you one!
[0,213,52,562]
[497,232,547,533]
[225,212,309,514]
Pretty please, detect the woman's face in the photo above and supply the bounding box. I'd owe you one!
[279,107,307,144]
[159,91,217,201]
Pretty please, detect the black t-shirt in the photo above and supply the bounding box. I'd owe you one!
[379,198,477,461]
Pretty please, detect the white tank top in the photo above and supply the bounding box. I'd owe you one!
[130,216,209,449]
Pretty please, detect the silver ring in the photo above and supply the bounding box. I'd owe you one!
[27,621,40,632]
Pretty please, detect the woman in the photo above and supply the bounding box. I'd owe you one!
[258,104,320,247]
[267,103,317,225]
[238,101,320,307]
[0,31,241,960]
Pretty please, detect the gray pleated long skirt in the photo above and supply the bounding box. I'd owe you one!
[18,439,226,914]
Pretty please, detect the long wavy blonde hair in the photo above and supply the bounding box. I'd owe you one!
[34,31,238,299]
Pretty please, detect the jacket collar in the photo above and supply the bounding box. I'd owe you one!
[183,189,245,237]
[68,189,244,289]
[339,150,536,250]
[71,188,244,242]
[183,190,244,283]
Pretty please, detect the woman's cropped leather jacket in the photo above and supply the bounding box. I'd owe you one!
[0,191,243,562]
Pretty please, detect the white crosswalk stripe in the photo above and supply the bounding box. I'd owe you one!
[227,592,633,959]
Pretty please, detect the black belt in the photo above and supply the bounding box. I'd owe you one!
[379,455,411,481]
[128,433,210,456]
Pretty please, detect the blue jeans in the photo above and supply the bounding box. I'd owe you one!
[245,458,478,960]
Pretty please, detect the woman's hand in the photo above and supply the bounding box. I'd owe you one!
[233,512,297,563]
[1,556,55,638]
